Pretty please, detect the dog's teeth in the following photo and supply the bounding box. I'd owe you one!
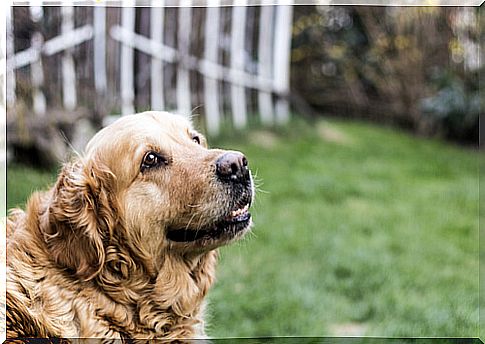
[230,204,249,218]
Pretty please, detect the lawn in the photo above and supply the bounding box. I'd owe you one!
[6,118,479,338]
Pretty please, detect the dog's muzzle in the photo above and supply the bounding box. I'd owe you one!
[166,152,254,246]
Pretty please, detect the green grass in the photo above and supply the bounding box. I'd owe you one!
[6,118,479,338]
[7,164,58,211]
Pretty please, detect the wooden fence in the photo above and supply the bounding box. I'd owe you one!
[6,2,294,157]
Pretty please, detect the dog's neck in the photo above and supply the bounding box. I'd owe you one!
[96,241,219,337]
[153,250,218,316]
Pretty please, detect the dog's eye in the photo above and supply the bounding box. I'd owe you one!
[192,135,201,145]
[145,153,158,166]
[141,151,166,171]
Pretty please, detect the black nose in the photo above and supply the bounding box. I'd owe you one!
[216,152,250,183]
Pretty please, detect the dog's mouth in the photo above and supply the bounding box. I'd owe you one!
[166,198,252,243]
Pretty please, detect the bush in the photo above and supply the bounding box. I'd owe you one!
[421,70,480,144]
[291,6,481,145]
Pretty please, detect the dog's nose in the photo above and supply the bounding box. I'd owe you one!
[216,152,250,182]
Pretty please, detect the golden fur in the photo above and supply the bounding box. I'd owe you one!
[6,111,254,341]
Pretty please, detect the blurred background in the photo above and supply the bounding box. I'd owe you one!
[5,3,482,338]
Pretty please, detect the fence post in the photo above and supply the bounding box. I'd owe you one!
[120,1,135,115]
[273,3,293,124]
[30,33,46,117]
[29,0,43,22]
[94,5,107,95]
[258,2,274,125]
[29,3,47,117]
[176,0,192,116]
[150,0,165,111]
[93,4,107,123]
[203,0,221,136]
[230,0,248,129]
[61,3,77,110]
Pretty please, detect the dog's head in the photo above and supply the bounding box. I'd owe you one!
[44,111,253,279]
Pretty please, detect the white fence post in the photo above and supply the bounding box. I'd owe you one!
[94,5,107,94]
[176,0,192,116]
[29,0,43,23]
[150,0,165,111]
[203,0,221,136]
[61,3,77,110]
[120,1,135,115]
[258,2,274,125]
[29,3,47,117]
[30,33,47,117]
[273,3,293,124]
[230,0,248,129]
[30,33,46,117]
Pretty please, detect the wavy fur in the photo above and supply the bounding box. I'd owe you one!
[7,111,252,342]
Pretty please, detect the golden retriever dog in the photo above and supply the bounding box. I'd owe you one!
[6,111,254,341]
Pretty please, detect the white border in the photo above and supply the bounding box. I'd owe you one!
[1,1,482,342]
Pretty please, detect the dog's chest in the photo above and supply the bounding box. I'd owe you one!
[43,282,206,339]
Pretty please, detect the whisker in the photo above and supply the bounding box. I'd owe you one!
[189,105,204,118]
[184,212,199,231]
[192,212,207,240]
[254,186,269,194]
[59,129,82,160]
[183,204,205,242]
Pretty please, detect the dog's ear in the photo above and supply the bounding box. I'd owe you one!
[43,158,116,281]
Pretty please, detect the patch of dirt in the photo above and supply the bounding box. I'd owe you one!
[248,130,280,149]
[317,121,353,145]
[328,322,368,336]
[345,197,372,213]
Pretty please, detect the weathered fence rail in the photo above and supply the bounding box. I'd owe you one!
[6,3,293,164]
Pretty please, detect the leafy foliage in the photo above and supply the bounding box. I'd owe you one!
[421,71,480,143]
[291,6,481,144]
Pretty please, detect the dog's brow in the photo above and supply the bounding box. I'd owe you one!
[143,143,169,157]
